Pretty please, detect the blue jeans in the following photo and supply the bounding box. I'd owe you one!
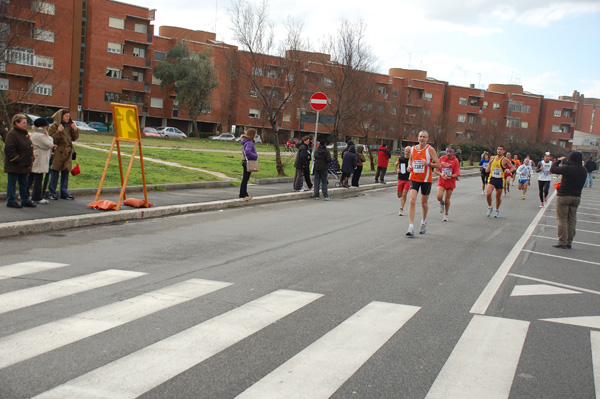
[585,171,593,187]
[48,169,70,198]
[6,173,30,205]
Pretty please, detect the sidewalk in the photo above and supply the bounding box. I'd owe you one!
[0,169,480,239]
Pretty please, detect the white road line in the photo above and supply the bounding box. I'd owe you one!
[0,279,231,369]
[510,284,581,296]
[575,212,600,217]
[34,289,323,399]
[522,250,600,266]
[541,316,600,330]
[470,191,554,315]
[236,302,420,399]
[508,273,600,296]
[591,331,600,399]
[0,270,146,315]
[537,224,600,235]
[574,220,600,225]
[532,235,600,247]
[425,315,529,399]
[0,261,69,281]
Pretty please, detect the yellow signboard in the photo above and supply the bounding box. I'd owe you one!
[112,103,141,140]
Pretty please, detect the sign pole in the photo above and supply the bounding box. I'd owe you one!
[309,92,328,175]
[311,109,320,175]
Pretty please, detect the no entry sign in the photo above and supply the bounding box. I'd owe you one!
[310,92,328,111]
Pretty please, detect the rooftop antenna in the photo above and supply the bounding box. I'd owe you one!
[408,53,411,69]
[478,73,481,88]
[214,0,218,36]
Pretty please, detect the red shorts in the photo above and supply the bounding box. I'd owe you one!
[437,178,456,191]
[397,179,410,193]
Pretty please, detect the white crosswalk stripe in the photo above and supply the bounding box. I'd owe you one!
[0,261,69,280]
[34,289,324,399]
[236,302,420,399]
[0,269,146,315]
[0,279,231,369]
[592,331,600,398]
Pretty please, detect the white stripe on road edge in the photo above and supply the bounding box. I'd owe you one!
[0,279,231,369]
[510,284,581,296]
[425,315,529,399]
[0,270,145,315]
[591,331,600,399]
[0,261,69,281]
[540,316,600,330]
[508,273,600,296]
[532,235,600,247]
[537,224,600,235]
[236,302,420,399]
[470,191,555,315]
[34,289,323,399]
[522,250,600,266]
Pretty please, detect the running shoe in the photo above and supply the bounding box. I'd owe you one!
[406,226,415,237]
[419,221,427,234]
[522,195,525,200]
[540,202,544,208]
[398,208,403,216]
[443,214,449,222]
[486,206,493,217]
[324,196,330,201]
[439,201,445,213]
[494,209,500,218]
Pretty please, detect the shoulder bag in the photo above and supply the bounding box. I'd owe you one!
[242,145,259,172]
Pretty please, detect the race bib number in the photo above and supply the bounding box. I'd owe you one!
[492,168,502,178]
[400,164,406,174]
[413,160,424,173]
[442,168,452,175]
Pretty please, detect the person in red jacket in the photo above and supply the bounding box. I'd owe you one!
[375,143,391,184]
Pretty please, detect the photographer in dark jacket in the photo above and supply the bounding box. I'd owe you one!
[293,136,310,191]
[549,151,587,249]
[313,139,331,200]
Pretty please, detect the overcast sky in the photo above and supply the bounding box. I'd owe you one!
[135,0,600,99]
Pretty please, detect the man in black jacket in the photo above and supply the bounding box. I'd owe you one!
[549,151,587,248]
[583,156,596,188]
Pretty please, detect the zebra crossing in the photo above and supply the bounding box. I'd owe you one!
[0,261,598,398]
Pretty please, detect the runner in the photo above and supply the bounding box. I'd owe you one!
[516,158,533,199]
[394,146,411,216]
[511,154,521,186]
[479,152,490,194]
[536,152,552,207]
[485,145,516,218]
[406,130,440,236]
[434,145,461,221]
[503,151,514,195]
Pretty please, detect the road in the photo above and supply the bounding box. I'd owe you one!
[0,176,598,398]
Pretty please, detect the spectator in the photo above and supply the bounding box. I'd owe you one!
[293,136,310,191]
[375,143,391,183]
[30,118,55,204]
[341,144,357,188]
[313,139,331,200]
[4,114,36,208]
[239,128,258,200]
[550,152,587,249]
[584,156,596,188]
[352,145,366,187]
[48,109,79,200]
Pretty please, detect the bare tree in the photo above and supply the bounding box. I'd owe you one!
[319,19,378,158]
[229,0,308,175]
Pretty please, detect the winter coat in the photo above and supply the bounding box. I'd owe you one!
[294,143,309,169]
[377,146,391,167]
[48,109,79,172]
[313,145,332,171]
[550,151,587,197]
[241,137,257,161]
[4,126,34,174]
[30,128,55,173]
[584,159,597,172]
[341,145,357,174]
[356,145,366,165]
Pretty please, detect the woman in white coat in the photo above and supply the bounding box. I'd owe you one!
[30,118,55,204]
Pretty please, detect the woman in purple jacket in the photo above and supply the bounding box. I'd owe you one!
[240,128,258,200]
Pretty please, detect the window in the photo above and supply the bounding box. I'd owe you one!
[131,94,143,104]
[457,114,466,123]
[361,103,372,111]
[133,47,145,58]
[521,121,529,128]
[456,132,464,139]
[286,73,294,82]
[421,92,433,101]
[36,55,53,69]
[106,67,121,79]
[506,118,520,128]
[470,98,478,106]
[283,113,291,122]
[553,109,561,117]
[393,88,399,97]
[105,91,120,102]
[32,1,55,15]
[0,78,8,90]
[202,104,212,113]
[481,117,487,125]
[459,97,467,106]
[32,82,52,95]
[563,110,571,118]
[391,107,397,115]
[107,42,123,54]
[8,47,34,66]
[493,102,501,110]
[508,101,531,113]
[33,28,54,42]
[468,115,477,124]
[150,97,163,108]
[153,51,166,62]
[249,108,260,118]
[252,67,263,77]
[132,71,144,82]
[491,118,498,126]
[552,125,560,132]
[378,86,386,94]
[249,90,258,97]
[109,17,125,29]
[483,101,488,109]
[134,23,147,34]
[322,77,333,87]
[266,69,279,79]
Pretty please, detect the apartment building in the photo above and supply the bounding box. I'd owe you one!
[539,98,577,149]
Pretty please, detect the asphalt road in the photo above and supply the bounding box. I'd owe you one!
[0,175,598,398]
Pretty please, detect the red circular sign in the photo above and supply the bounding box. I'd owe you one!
[310,92,328,111]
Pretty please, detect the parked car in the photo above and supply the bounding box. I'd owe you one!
[235,134,262,143]
[210,133,235,141]
[327,141,348,150]
[158,126,186,138]
[142,127,161,137]
[74,121,97,132]
[87,122,108,132]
